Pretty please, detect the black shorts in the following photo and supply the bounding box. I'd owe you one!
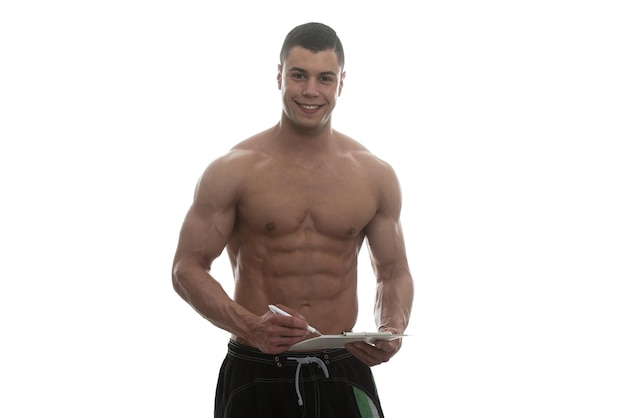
[215,340,384,418]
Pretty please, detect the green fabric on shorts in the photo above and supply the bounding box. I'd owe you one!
[353,386,380,418]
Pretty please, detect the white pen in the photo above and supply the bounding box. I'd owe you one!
[268,304,322,335]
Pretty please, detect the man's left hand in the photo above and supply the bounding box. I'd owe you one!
[345,328,403,367]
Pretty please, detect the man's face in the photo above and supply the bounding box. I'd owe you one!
[277,46,345,131]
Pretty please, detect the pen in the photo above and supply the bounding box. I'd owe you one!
[268,304,322,335]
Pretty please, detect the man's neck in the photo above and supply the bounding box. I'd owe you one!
[276,115,334,142]
[269,119,336,168]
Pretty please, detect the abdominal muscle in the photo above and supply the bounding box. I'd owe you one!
[228,230,362,346]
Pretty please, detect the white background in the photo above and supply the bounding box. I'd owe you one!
[1,1,625,417]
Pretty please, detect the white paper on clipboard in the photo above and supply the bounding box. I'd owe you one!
[289,332,407,350]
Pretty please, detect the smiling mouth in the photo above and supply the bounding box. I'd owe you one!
[296,102,322,111]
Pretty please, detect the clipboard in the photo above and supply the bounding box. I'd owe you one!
[289,332,407,350]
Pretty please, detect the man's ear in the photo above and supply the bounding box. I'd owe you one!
[338,71,346,96]
[277,64,283,90]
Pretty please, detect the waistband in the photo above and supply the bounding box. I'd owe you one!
[227,339,353,368]
[229,340,349,408]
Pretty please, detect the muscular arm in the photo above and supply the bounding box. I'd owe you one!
[368,215,413,335]
[346,162,414,366]
[172,156,251,332]
[171,152,311,353]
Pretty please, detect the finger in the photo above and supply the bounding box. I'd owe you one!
[346,342,383,366]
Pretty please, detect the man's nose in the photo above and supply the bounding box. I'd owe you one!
[302,80,319,96]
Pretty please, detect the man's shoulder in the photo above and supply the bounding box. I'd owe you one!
[200,142,268,187]
[226,128,274,157]
[214,132,271,166]
[334,133,394,172]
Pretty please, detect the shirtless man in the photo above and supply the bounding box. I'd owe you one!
[172,22,414,417]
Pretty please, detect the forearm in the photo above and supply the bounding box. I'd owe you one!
[172,262,258,339]
[374,269,414,333]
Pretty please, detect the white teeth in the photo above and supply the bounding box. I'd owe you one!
[302,105,318,110]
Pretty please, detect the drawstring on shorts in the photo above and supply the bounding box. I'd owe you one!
[286,356,330,406]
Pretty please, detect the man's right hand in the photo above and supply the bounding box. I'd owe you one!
[251,305,312,354]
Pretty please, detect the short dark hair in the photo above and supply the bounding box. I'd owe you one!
[280,22,345,70]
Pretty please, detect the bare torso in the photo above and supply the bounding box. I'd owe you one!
[226,128,383,345]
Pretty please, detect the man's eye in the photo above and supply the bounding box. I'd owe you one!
[291,73,305,79]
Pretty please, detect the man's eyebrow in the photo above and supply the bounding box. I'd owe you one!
[287,67,338,77]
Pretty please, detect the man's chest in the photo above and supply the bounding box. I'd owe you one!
[237,164,378,237]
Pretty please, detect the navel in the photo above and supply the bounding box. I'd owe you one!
[265,222,275,231]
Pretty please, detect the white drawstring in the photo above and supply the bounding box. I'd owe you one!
[286,356,330,406]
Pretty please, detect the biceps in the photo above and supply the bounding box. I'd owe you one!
[176,205,236,268]
[366,216,408,276]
